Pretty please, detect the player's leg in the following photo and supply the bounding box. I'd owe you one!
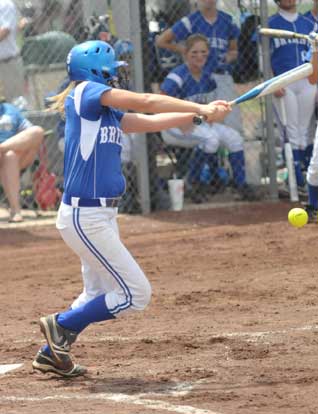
[0,126,44,155]
[213,73,244,135]
[274,85,305,187]
[295,79,316,173]
[166,124,219,202]
[0,151,21,220]
[187,124,220,201]
[214,123,257,200]
[71,215,121,309]
[0,127,44,222]
[71,260,108,309]
[305,123,318,222]
[39,204,151,361]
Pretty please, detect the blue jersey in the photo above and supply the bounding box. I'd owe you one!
[63,81,125,199]
[268,13,315,75]
[0,103,32,143]
[303,10,318,26]
[171,10,240,73]
[160,63,217,103]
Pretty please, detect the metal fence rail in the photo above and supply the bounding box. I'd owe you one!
[1,0,287,216]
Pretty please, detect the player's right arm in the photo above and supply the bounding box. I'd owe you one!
[100,89,231,123]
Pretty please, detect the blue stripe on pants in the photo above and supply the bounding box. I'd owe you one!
[72,208,132,315]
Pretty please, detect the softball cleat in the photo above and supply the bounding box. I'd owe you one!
[32,349,87,378]
[39,313,78,362]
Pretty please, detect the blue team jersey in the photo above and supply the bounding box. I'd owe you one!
[303,10,318,25]
[160,63,217,103]
[63,81,125,199]
[171,10,240,73]
[0,103,32,143]
[268,13,315,75]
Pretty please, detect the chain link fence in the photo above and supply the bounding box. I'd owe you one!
[1,0,311,217]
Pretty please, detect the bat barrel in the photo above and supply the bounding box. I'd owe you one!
[259,27,309,41]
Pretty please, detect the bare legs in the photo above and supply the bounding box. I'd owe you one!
[0,126,44,222]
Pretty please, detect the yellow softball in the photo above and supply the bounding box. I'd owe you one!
[288,208,308,228]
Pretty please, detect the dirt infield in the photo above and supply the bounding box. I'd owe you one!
[1,201,318,414]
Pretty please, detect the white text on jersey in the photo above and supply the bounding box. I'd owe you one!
[100,126,122,145]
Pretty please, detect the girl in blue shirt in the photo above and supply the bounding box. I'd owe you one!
[32,40,231,377]
[161,34,256,202]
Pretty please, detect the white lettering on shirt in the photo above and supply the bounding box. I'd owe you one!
[99,126,122,145]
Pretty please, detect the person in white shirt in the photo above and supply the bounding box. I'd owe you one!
[0,0,24,102]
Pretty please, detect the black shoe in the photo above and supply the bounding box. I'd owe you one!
[304,204,318,223]
[236,183,259,201]
[39,313,78,362]
[32,349,87,378]
[188,182,209,204]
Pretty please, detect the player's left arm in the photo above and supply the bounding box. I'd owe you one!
[121,101,232,133]
[224,20,240,64]
[121,112,198,133]
[225,39,238,64]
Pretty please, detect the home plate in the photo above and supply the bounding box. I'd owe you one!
[0,364,23,374]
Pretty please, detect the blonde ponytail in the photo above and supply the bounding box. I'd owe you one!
[47,81,76,117]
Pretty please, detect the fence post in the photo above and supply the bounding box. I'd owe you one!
[112,0,151,213]
[259,2,279,200]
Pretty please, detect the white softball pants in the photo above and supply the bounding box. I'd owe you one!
[56,202,152,317]
[167,122,244,154]
[307,123,318,186]
[273,78,317,149]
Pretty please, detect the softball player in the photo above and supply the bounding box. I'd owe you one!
[32,40,231,377]
[156,0,243,133]
[161,34,256,202]
[303,1,318,171]
[269,0,317,189]
[303,28,318,221]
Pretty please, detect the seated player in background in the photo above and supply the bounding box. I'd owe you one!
[160,34,257,203]
[156,0,243,135]
[0,94,44,222]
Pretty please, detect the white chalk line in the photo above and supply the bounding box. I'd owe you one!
[11,323,318,345]
[0,392,222,414]
[0,364,23,374]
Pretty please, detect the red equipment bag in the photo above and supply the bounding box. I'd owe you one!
[33,143,61,210]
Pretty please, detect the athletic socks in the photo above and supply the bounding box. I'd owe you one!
[308,184,318,209]
[292,149,305,187]
[188,146,206,182]
[188,148,219,185]
[229,150,246,187]
[57,294,115,334]
[304,145,313,170]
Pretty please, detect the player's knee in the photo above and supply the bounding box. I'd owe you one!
[132,279,152,310]
[227,130,244,153]
[201,139,219,154]
[3,150,18,162]
[29,126,44,147]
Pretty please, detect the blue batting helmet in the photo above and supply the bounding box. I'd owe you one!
[67,40,127,85]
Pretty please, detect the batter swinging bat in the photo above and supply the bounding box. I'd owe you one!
[259,27,309,41]
[229,63,313,105]
[275,99,299,202]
